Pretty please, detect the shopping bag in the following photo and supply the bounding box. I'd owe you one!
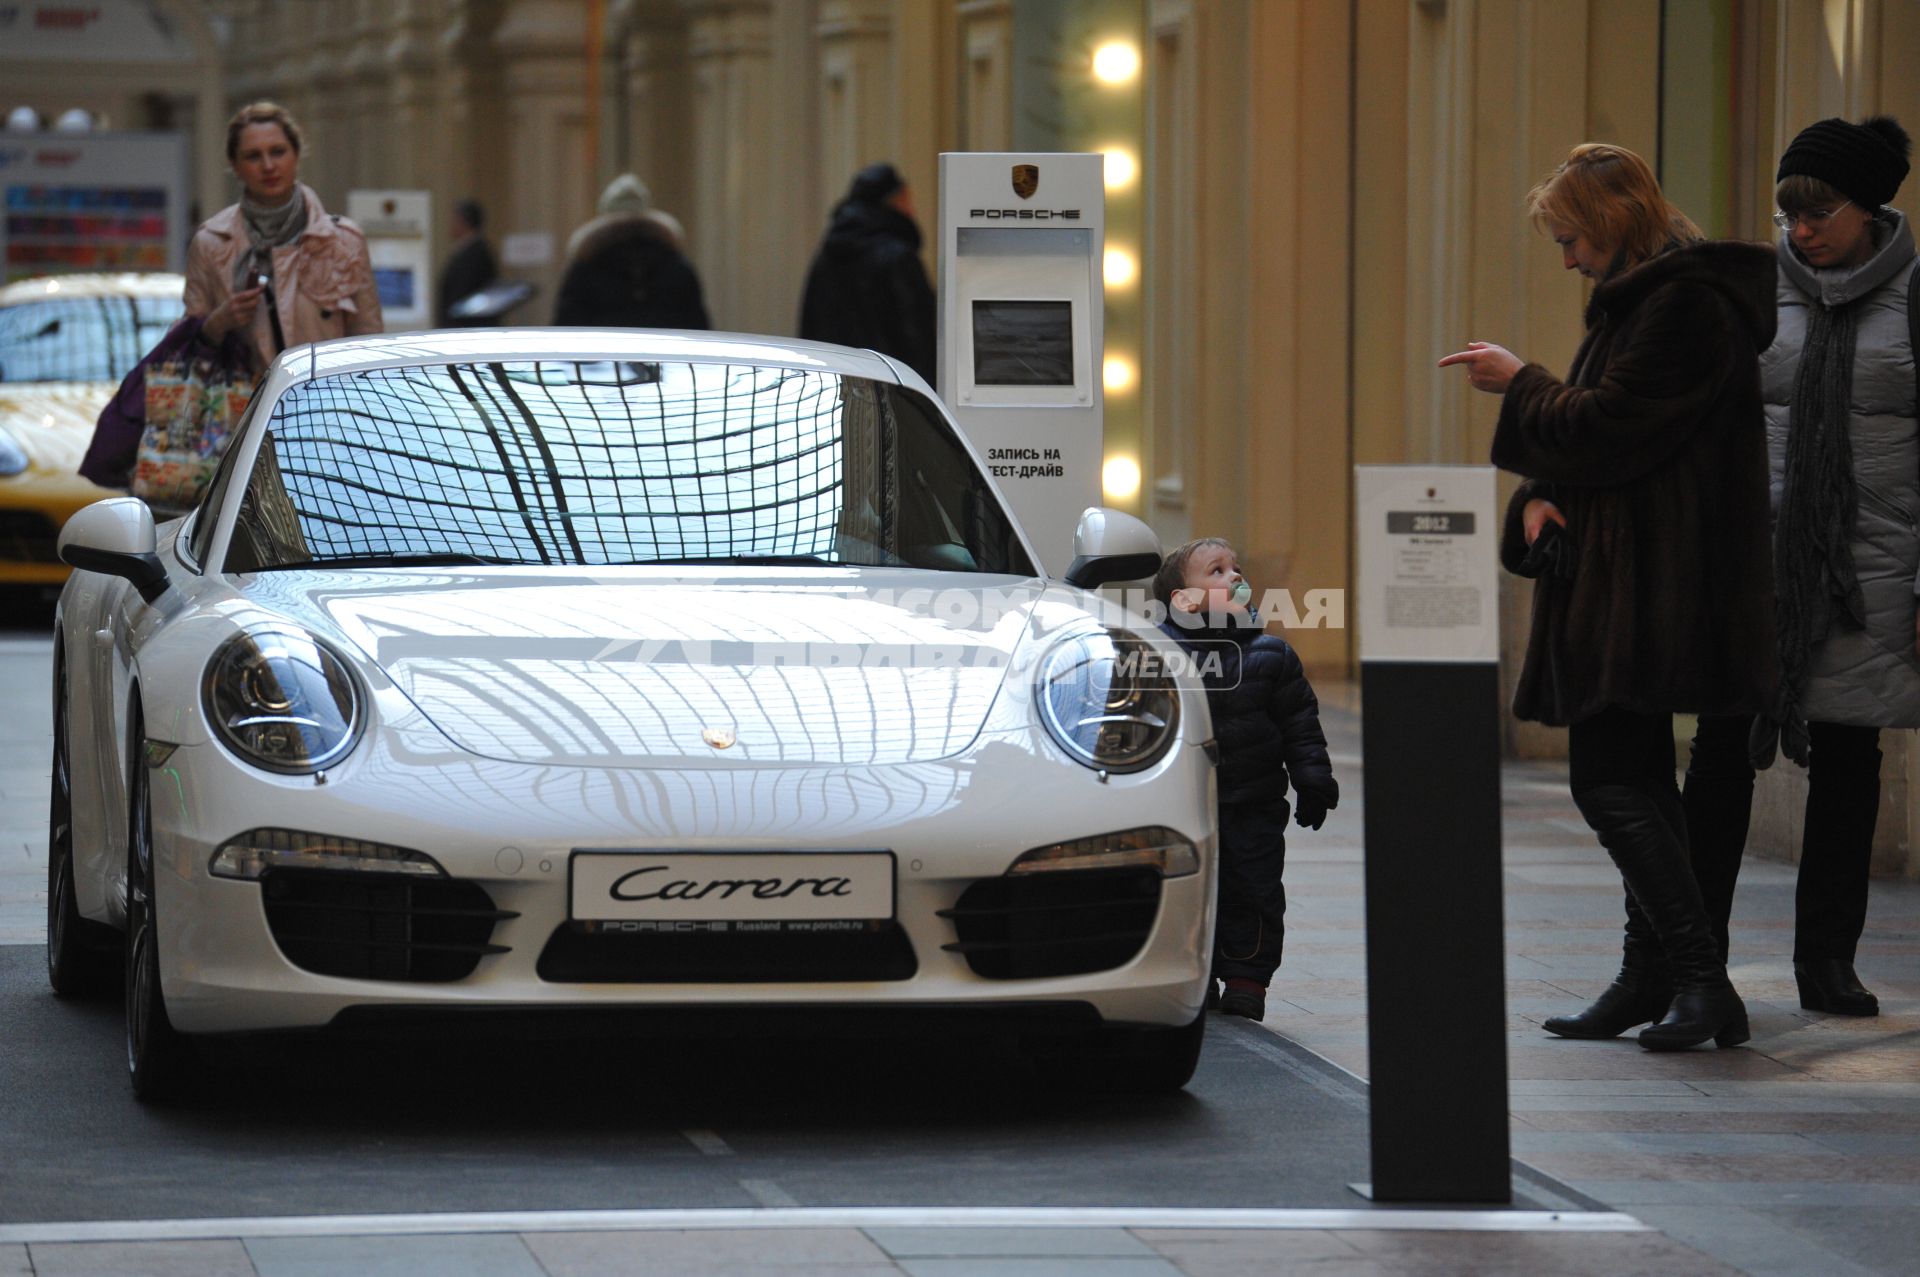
[130,354,254,512]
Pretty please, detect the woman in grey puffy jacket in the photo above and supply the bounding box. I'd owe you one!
[1685,116,1916,1018]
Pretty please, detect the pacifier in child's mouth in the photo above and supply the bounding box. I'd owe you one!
[1230,579,1253,609]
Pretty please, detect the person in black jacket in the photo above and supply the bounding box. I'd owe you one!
[799,162,936,384]
[554,174,709,329]
[436,198,498,327]
[1155,538,1339,1021]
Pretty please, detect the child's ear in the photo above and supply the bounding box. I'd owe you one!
[1171,586,1204,614]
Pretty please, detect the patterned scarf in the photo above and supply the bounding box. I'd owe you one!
[1770,297,1865,765]
[232,185,310,294]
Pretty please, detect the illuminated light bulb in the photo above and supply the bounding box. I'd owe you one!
[1104,247,1137,288]
[1092,42,1141,85]
[1103,356,1135,393]
[1103,148,1138,190]
[1103,455,1142,501]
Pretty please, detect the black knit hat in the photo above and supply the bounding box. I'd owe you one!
[1777,116,1911,209]
[847,162,905,204]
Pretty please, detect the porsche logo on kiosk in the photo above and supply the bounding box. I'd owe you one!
[1012,164,1039,199]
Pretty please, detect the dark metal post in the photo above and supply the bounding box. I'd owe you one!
[1359,659,1509,1203]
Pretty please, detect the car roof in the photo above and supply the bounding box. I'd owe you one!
[293,327,906,383]
[0,272,186,306]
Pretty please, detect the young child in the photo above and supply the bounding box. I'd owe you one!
[1154,538,1338,1020]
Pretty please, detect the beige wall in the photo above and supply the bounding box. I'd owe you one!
[8,0,1916,880]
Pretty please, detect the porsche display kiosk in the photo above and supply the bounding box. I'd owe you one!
[937,152,1104,577]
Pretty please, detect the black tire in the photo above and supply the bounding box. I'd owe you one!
[47,650,116,997]
[125,703,194,1102]
[1030,1012,1207,1095]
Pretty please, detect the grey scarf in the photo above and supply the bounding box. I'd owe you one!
[1769,297,1866,765]
[232,185,310,293]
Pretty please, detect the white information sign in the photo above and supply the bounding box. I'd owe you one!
[347,189,433,330]
[1355,465,1499,664]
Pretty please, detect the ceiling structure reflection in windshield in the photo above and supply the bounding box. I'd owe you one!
[227,360,1032,575]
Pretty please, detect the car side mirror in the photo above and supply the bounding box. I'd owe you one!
[58,498,169,603]
[1063,506,1162,588]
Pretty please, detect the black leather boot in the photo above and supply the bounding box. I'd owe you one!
[1571,784,1749,1051]
[1794,959,1879,1016]
[1543,896,1671,1038]
[1682,714,1755,966]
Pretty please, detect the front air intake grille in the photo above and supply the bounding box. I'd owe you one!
[536,921,917,983]
[0,509,59,563]
[939,867,1162,979]
[261,869,514,982]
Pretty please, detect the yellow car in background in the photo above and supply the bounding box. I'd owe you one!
[0,273,184,586]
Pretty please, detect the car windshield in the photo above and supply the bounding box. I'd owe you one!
[0,294,183,383]
[224,360,1036,575]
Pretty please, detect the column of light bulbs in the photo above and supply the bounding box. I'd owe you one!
[1094,39,1141,504]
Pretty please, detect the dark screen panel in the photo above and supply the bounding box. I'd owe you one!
[972,300,1073,386]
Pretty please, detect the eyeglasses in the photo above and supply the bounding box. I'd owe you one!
[1772,201,1853,231]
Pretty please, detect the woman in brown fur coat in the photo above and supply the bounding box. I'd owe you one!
[1440,144,1778,1051]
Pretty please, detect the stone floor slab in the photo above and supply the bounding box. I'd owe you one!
[245,1234,543,1277]
[29,1239,259,1276]
[524,1228,892,1272]
[868,1228,1154,1258]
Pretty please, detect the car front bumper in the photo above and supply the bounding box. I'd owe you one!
[151,727,1217,1036]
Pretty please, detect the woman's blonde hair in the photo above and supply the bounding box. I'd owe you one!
[225,101,303,161]
[1525,143,1701,268]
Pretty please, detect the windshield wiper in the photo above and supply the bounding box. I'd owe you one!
[268,552,526,570]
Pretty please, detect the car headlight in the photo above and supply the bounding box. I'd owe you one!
[1009,826,1200,878]
[210,828,444,880]
[0,425,27,477]
[1035,626,1179,773]
[203,628,363,773]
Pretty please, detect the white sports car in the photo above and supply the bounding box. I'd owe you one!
[49,329,1216,1100]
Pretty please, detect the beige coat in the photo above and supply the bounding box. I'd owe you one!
[183,184,382,371]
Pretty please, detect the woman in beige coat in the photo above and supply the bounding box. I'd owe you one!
[186,102,381,370]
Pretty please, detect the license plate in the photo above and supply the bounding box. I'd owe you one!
[569,852,895,923]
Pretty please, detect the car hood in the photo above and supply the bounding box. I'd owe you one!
[0,382,111,474]
[272,568,1045,768]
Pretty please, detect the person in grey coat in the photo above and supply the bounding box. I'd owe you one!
[1685,115,1916,1018]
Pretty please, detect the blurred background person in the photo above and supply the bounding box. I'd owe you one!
[1685,115,1916,1018]
[799,162,935,385]
[553,173,708,329]
[436,197,498,327]
[187,101,381,370]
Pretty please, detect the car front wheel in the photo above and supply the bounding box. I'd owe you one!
[47,650,115,997]
[125,704,193,1102]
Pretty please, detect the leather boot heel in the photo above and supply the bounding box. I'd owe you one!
[1794,960,1879,1016]
[1639,984,1749,1051]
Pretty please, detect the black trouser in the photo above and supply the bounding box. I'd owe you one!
[1568,706,1722,989]
[1686,714,1881,963]
[1214,799,1289,984]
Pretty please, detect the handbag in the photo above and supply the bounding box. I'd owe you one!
[129,331,256,513]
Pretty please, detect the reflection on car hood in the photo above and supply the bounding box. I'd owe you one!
[285,569,1044,768]
[0,382,112,473]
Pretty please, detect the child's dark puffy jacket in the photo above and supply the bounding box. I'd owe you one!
[1158,618,1336,808]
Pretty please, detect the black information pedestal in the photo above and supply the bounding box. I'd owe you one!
[1359,659,1510,1203]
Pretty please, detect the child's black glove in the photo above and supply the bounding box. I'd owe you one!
[1293,786,1337,831]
